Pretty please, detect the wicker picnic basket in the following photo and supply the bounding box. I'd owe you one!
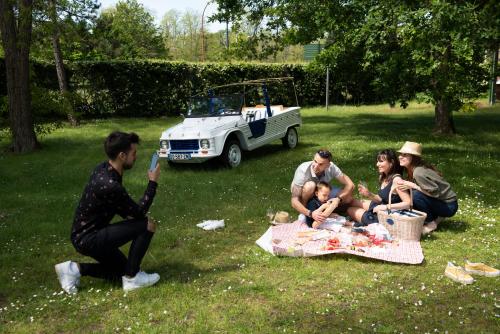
[377,187,427,241]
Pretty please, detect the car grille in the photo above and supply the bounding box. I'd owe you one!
[170,139,199,151]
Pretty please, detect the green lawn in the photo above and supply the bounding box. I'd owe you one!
[0,103,499,333]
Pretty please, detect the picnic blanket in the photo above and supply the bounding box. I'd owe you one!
[256,221,424,265]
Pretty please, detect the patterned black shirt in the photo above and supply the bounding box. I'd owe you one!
[71,161,157,244]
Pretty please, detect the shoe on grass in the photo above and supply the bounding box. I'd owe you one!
[55,260,81,294]
[422,221,438,235]
[444,262,474,285]
[464,260,500,277]
[122,271,160,291]
[435,216,445,224]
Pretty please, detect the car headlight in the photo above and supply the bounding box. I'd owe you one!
[160,140,169,149]
[200,139,210,149]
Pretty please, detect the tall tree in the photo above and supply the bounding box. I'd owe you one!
[211,0,245,49]
[0,0,38,152]
[160,9,201,61]
[227,0,498,134]
[93,0,165,59]
[44,0,99,126]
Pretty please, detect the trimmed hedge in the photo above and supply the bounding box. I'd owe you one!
[68,60,330,117]
[1,59,383,118]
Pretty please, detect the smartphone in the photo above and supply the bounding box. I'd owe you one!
[149,152,159,171]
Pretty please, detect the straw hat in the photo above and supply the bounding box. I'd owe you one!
[397,141,422,157]
[272,211,290,225]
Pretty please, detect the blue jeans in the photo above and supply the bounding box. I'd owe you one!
[412,190,458,223]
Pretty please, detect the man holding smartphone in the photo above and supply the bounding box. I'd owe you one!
[55,131,161,293]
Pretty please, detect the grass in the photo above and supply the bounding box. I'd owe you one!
[0,102,499,333]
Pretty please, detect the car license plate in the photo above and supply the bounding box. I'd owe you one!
[168,153,191,160]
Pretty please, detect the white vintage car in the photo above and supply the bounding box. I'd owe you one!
[158,78,302,168]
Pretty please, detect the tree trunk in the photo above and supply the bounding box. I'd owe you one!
[49,0,78,126]
[434,99,456,135]
[0,0,39,153]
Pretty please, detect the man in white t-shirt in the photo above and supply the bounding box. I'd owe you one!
[290,149,354,224]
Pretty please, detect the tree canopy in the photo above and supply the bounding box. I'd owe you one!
[219,0,500,134]
[92,0,166,59]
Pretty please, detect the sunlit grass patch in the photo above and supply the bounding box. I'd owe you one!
[0,103,499,333]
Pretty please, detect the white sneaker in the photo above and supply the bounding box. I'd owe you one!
[122,271,160,291]
[55,261,80,294]
[298,214,306,223]
[422,221,438,235]
[435,216,445,224]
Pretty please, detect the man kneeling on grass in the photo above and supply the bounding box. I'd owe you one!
[55,131,161,293]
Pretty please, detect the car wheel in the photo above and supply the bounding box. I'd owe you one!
[221,140,242,168]
[282,127,298,148]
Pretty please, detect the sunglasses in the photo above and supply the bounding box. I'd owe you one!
[317,150,332,159]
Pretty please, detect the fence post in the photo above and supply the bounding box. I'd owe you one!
[326,66,330,111]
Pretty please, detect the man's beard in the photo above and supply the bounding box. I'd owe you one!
[123,161,134,170]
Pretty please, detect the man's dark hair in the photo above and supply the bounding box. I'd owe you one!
[104,131,140,160]
[316,149,332,160]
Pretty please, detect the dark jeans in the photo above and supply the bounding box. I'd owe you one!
[412,190,458,223]
[74,218,154,281]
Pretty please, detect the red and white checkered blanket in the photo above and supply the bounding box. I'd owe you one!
[258,221,424,265]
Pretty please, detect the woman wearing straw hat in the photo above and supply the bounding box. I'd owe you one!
[396,141,458,234]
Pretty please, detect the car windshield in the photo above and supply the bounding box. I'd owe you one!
[186,94,243,117]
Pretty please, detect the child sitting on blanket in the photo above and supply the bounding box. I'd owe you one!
[306,181,341,228]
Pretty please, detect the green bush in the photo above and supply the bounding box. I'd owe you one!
[1,58,384,118]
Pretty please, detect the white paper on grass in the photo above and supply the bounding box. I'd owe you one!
[196,220,225,230]
[255,227,275,255]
